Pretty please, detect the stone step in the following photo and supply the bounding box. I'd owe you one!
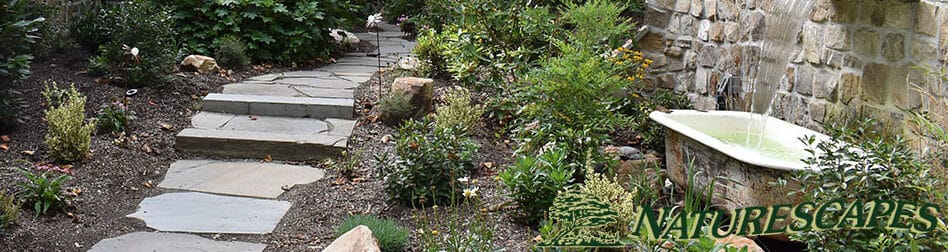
[159,160,325,198]
[128,192,291,234]
[201,93,354,119]
[176,112,352,160]
[223,83,354,99]
[90,232,267,252]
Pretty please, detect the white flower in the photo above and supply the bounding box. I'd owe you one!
[463,187,478,198]
[366,13,383,28]
[130,47,139,57]
[457,177,469,183]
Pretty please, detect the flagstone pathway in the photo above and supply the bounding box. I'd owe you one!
[89,23,413,251]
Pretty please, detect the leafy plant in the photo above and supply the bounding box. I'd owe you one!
[214,36,251,69]
[378,90,415,126]
[335,214,409,252]
[579,163,636,238]
[0,190,19,230]
[622,89,692,152]
[95,100,136,134]
[417,178,499,251]
[789,118,948,251]
[331,149,362,179]
[498,149,574,225]
[74,0,178,87]
[380,118,480,206]
[16,169,70,217]
[44,84,95,163]
[169,0,362,63]
[0,0,45,133]
[433,87,484,133]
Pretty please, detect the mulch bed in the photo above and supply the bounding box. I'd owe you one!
[0,42,536,251]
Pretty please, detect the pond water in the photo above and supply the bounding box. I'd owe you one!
[707,131,810,163]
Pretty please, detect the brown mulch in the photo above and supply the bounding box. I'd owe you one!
[0,45,535,251]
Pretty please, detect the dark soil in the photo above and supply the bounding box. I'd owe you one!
[0,44,534,250]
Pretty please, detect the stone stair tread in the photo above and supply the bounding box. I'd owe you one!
[89,232,267,252]
[159,160,325,199]
[201,93,354,119]
[223,83,355,99]
[189,112,354,136]
[128,192,291,234]
[175,128,348,160]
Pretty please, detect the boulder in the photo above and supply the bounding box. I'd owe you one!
[180,55,220,74]
[322,225,381,252]
[618,146,644,160]
[715,236,765,252]
[615,153,662,189]
[330,29,361,44]
[391,77,434,114]
[396,56,420,70]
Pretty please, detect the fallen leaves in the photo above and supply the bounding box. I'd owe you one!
[143,180,154,188]
[0,144,7,151]
[20,150,34,156]
[1,135,9,142]
[262,154,273,163]
[249,115,258,121]
[158,122,173,130]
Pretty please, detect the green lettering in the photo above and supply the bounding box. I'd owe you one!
[789,202,815,232]
[865,200,895,228]
[631,205,668,240]
[889,201,917,230]
[763,204,792,235]
[690,211,711,239]
[913,203,939,233]
[736,206,768,236]
[814,199,844,230]
[836,199,866,229]
[662,211,691,239]
[709,209,736,239]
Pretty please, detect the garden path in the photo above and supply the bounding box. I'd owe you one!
[89,22,414,251]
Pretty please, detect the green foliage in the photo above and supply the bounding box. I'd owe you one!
[380,119,480,206]
[44,84,95,163]
[169,0,361,63]
[433,87,484,133]
[498,150,574,225]
[16,169,70,217]
[335,214,408,252]
[417,178,498,252]
[378,90,415,126]
[214,36,251,69]
[0,0,45,132]
[789,118,948,251]
[413,29,448,78]
[74,0,178,87]
[0,190,19,230]
[579,165,636,238]
[95,100,136,134]
[622,89,692,152]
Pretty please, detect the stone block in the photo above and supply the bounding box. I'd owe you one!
[838,72,860,104]
[809,0,833,22]
[698,45,719,67]
[90,232,267,252]
[324,226,382,252]
[127,192,292,234]
[159,160,325,199]
[704,0,717,18]
[201,93,354,119]
[939,6,948,59]
[652,0,676,10]
[724,21,740,42]
[861,63,889,104]
[740,46,760,79]
[813,70,839,102]
[803,23,824,64]
[696,67,710,94]
[645,7,672,28]
[640,32,667,52]
[676,72,694,93]
[684,50,698,70]
[690,0,703,17]
[710,22,725,42]
[716,46,740,75]
[882,1,914,30]
[830,0,858,23]
[664,46,684,57]
[854,28,880,57]
[824,101,859,126]
[742,12,765,42]
[674,0,690,13]
[843,53,863,69]
[666,57,685,71]
[794,64,815,96]
[809,101,827,123]
[821,50,845,69]
[392,77,435,114]
[658,73,676,89]
[717,0,739,21]
[648,53,668,69]
[824,24,849,51]
[697,19,711,41]
[882,33,906,62]
[780,66,795,92]
[912,37,938,63]
[917,1,939,36]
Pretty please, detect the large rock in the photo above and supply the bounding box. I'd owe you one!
[330,29,361,44]
[323,225,381,252]
[391,77,434,114]
[180,55,220,74]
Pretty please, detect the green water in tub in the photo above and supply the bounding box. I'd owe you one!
[705,132,810,163]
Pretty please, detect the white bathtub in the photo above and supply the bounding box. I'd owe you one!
[649,110,831,212]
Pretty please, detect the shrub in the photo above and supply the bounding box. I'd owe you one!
[169,0,362,63]
[498,150,574,225]
[417,178,497,251]
[214,36,251,69]
[433,87,484,133]
[378,90,415,126]
[622,89,692,152]
[380,118,480,206]
[74,0,178,87]
[0,0,45,133]
[579,165,636,237]
[0,190,18,230]
[335,214,408,252]
[95,100,136,134]
[16,169,70,217]
[412,29,448,78]
[44,84,95,163]
[789,118,948,251]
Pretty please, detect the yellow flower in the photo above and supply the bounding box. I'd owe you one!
[432,230,440,235]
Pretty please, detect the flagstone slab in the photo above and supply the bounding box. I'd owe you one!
[89,232,267,252]
[272,77,359,89]
[159,160,325,198]
[191,112,330,138]
[128,192,291,234]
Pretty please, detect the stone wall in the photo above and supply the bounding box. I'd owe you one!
[641,0,948,143]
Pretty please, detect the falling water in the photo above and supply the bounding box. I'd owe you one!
[745,0,817,148]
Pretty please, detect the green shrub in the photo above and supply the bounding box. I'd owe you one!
[335,214,408,252]
[0,0,45,133]
[622,89,692,152]
[498,150,574,225]
[0,190,19,230]
[44,84,95,163]
[16,169,70,217]
[413,29,448,78]
[169,0,362,63]
[214,36,251,69]
[433,87,484,133]
[789,118,948,251]
[380,118,480,206]
[95,100,136,134]
[378,90,415,126]
[74,0,178,87]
